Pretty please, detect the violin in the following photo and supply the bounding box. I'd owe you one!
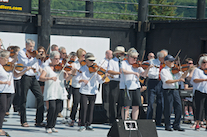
[26,50,38,58]
[88,63,113,78]
[3,62,34,72]
[80,60,86,66]
[54,63,82,73]
[132,61,159,69]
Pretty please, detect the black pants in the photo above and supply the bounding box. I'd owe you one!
[0,93,11,129]
[163,89,182,129]
[102,82,110,118]
[70,86,81,120]
[46,100,63,128]
[109,80,121,123]
[19,75,44,124]
[80,94,96,126]
[147,79,163,125]
[13,80,21,112]
[194,90,207,121]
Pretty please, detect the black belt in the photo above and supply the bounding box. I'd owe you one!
[164,89,177,91]
[23,74,36,78]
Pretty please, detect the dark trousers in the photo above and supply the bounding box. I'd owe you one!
[0,93,11,129]
[163,89,182,129]
[80,94,96,126]
[13,80,21,112]
[20,75,44,124]
[102,82,110,118]
[147,79,164,124]
[47,100,63,128]
[70,87,81,120]
[109,80,121,123]
[194,90,207,121]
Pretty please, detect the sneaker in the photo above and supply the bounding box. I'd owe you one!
[189,112,194,116]
[46,128,52,133]
[69,121,75,127]
[57,113,63,118]
[195,125,200,131]
[78,126,86,132]
[185,111,189,117]
[51,128,58,133]
[86,126,94,131]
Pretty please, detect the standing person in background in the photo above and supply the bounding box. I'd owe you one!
[0,50,31,136]
[98,50,113,120]
[69,48,86,127]
[147,52,155,61]
[120,48,152,120]
[44,44,59,66]
[18,39,45,127]
[75,53,109,131]
[146,49,168,126]
[0,39,3,51]
[39,51,75,133]
[107,46,126,125]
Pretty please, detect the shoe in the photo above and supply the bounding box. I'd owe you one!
[165,128,173,131]
[21,122,29,127]
[3,119,7,122]
[57,113,63,118]
[35,122,46,127]
[5,112,9,116]
[189,112,194,116]
[69,121,75,127]
[185,111,189,117]
[86,126,94,131]
[78,120,81,127]
[51,128,58,133]
[156,123,163,127]
[46,128,52,133]
[78,126,86,132]
[195,125,200,131]
[173,127,185,131]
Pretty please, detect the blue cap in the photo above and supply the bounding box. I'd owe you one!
[164,55,175,61]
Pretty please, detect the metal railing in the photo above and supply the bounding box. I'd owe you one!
[31,0,206,20]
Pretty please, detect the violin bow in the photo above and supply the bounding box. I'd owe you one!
[57,55,72,78]
[86,59,106,85]
[181,55,187,64]
[40,44,50,65]
[174,49,181,60]
[141,50,146,62]
[177,56,182,71]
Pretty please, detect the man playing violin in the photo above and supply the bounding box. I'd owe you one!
[146,49,168,126]
[107,46,126,125]
[160,55,185,131]
[69,48,86,127]
[18,39,45,127]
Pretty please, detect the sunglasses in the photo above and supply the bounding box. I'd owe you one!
[62,52,67,55]
[202,61,207,64]
[54,58,60,60]
[188,62,193,64]
[130,56,137,60]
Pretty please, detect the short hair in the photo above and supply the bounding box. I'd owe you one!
[157,51,165,58]
[161,49,168,55]
[59,47,66,53]
[7,46,20,53]
[0,50,10,58]
[37,46,46,53]
[185,58,193,63]
[26,39,35,45]
[76,48,86,58]
[51,44,58,50]
[198,56,207,66]
[127,48,138,57]
[50,51,60,59]
[69,51,76,57]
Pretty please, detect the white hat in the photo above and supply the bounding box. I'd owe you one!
[85,52,96,61]
[113,46,126,54]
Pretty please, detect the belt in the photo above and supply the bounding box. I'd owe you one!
[164,89,178,91]
[23,74,36,78]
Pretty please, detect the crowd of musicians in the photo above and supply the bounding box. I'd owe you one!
[0,38,207,135]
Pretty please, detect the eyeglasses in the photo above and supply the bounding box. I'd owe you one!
[82,54,85,57]
[149,56,154,57]
[88,60,95,62]
[202,61,207,64]
[54,58,60,60]
[62,52,67,55]
[188,62,193,64]
[130,56,137,60]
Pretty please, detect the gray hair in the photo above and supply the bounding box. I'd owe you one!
[50,51,60,59]
[198,56,207,66]
[59,47,66,52]
[26,39,35,45]
[157,51,165,58]
[127,48,139,57]
[161,49,168,55]
[0,50,10,58]
[51,44,58,50]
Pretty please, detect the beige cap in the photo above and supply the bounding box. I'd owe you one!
[113,46,127,54]
[85,52,96,61]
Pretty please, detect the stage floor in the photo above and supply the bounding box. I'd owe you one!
[3,108,206,137]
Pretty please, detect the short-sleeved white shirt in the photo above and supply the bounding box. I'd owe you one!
[160,66,182,89]
[119,60,144,90]
[107,57,120,81]
[71,60,82,88]
[191,68,207,94]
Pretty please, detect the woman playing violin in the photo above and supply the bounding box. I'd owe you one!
[39,51,74,133]
[74,52,109,131]
[0,50,31,136]
[68,48,86,127]
[120,48,152,120]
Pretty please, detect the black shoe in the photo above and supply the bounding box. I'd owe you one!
[156,123,163,127]
[3,119,7,122]
[173,127,185,131]
[165,128,173,131]
[35,122,46,127]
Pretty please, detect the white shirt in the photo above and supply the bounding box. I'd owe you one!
[0,64,15,94]
[74,65,104,95]
[119,60,144,90]
[43,58,51,68]
[35,59,47,81]
[43,66,68,101]
[160,66,182,89]
[17,48,38,76]
[71,60,82,88]
[108,57,121,81]
[148,58,161,79]
[98,58,109,70]
[191,68,207,94]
